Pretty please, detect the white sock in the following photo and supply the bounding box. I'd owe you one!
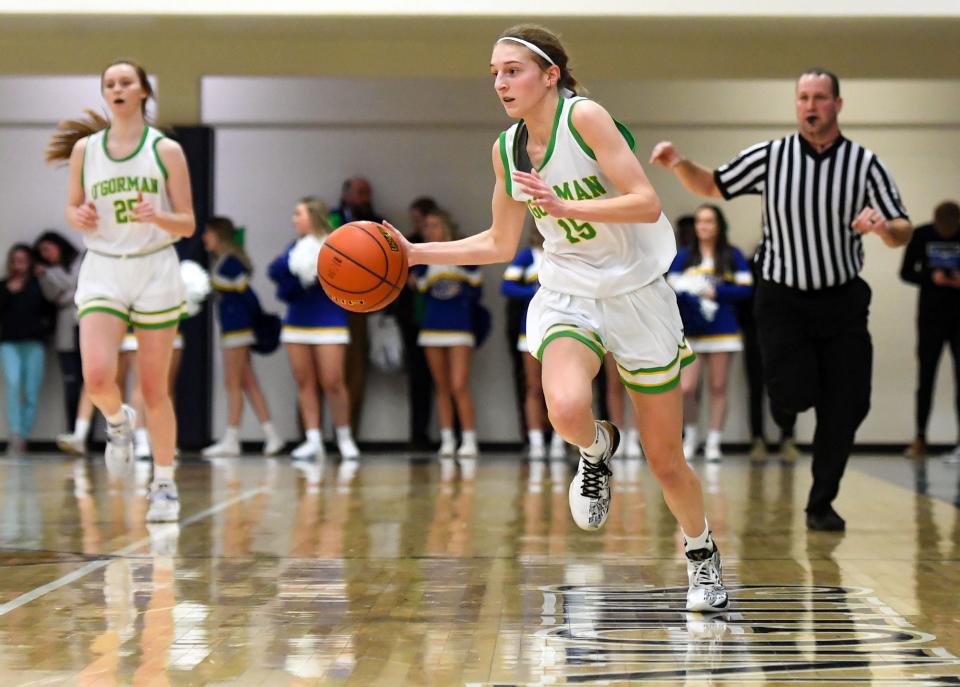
[305,428,322,445]
[550,432,565,447]
[223,426,239,442]
[528,429,545,447]
[580,422,609,462]
[106,408,126,425]
[684,424,698,443]
[682,519,714,553]
[336,426,354,443]
[706,429,722,448]
[440,428,455,444]
[135,427,149,444]
[154,464,174,482]
[73,418,90,438]
[461,429,477,445]
[262,421,278,439]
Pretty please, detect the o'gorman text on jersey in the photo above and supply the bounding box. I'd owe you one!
[91,176,160,200]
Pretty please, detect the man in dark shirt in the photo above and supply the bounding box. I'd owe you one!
[329,176,383,437]
[900,201,960,462]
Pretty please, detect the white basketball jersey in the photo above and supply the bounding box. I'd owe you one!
[500,97,676,298]
[82,126,174,255]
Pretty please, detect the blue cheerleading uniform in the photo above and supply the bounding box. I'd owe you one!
[415,264,483,347]
[267,241,350,345]
[501,247,542,352]
[211,254,260,348]
[667,247,753,353]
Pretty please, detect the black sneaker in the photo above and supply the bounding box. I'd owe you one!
[806,506,845,531]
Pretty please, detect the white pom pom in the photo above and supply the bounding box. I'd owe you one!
[368,313,404,373]
[180,260,211,312]
[288,235,323,288]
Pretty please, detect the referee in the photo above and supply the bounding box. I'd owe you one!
[650,69,913,531]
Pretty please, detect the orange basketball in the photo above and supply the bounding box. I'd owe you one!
[317,221,409,313]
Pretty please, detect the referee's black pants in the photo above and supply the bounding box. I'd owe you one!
[755,277,873,515]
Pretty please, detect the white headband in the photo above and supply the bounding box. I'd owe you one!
[496,36,555,66]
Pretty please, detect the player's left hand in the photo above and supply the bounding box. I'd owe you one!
[132,192,158,223]
[852,207,888,236]
[513,169,569,217]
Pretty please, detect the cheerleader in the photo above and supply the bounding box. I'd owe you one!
[666,204,753,462]
[600,355,644,459]
[202,217,284,457]
[502,231,567,460]
[413,209,482,460]
[267,197,359,462]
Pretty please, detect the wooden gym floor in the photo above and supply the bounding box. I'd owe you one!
[0,451,959,686]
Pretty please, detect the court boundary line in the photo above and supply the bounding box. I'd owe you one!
[0,486,269,617]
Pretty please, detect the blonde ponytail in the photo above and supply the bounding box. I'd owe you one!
[45,109,109,165]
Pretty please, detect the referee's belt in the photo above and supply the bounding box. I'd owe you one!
[86,243,175,259]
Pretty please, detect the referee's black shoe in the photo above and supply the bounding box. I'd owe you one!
[806,506,846,532]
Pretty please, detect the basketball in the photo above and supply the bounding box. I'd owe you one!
[317,221,409,313]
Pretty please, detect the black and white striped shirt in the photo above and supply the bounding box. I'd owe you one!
[714,133,908,290]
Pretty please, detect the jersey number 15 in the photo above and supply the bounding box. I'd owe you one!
[557,218,597,244]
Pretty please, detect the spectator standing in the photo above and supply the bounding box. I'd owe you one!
[1,244,55,454]
[900,201,960,462]
[329,176,382,435]
[397,197,437,450]
[32,231,92,446]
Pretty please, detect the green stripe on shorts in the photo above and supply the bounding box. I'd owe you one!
[536,330,605,362]
[79,306,130,323]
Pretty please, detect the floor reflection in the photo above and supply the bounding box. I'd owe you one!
[0,453,957,685]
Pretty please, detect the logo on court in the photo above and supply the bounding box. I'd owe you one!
[533,584,960,683]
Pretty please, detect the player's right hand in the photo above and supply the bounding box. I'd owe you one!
[72,200,99,231]
[381,220,413,254]
[649,141,682,168]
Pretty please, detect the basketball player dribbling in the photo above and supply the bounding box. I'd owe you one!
[47,60,195,523]
[393,24,728,611]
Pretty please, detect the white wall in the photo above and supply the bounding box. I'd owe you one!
[205,76,960,445]
[0,75,957,445]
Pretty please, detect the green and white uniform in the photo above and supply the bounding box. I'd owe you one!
[74,126,185,329]
[499,96,694,392]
